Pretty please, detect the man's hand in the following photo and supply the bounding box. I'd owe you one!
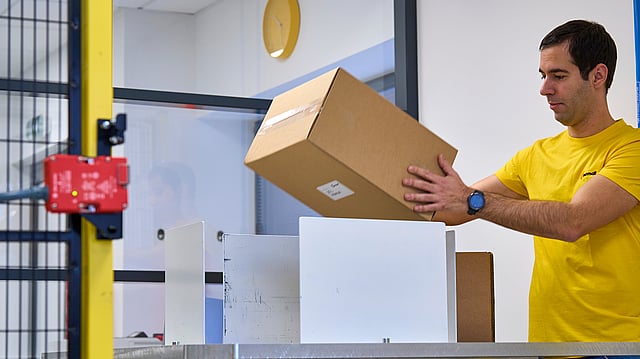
[402,154,471,215]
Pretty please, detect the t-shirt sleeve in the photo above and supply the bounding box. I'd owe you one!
[495,146,531,199]
[598,138,640,201]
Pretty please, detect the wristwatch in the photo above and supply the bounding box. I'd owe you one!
[467,190,485,215]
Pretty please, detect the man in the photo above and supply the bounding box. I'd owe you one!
[402,20,640,342]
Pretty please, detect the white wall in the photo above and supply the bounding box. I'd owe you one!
[418,0,636,342]
[193,0,394,96]
[113,8,196,91]
[114,0,394,95]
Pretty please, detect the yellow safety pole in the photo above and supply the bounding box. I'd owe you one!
[80,0,114,357]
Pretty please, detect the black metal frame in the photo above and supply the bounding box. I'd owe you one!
[113,270,222,284]
[394,0,419,120]
[113,88,272,112]
[0,79,68,96]
[67,0,82,356]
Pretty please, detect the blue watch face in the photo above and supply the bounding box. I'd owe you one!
[469,192,485,209]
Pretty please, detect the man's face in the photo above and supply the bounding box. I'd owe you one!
[538,42,595,127]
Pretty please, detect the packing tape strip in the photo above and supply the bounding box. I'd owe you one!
[259,99,323,134]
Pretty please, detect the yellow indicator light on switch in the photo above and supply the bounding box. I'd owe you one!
[71,190,78,197]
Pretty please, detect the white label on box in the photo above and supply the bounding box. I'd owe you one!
[316,180,354,201]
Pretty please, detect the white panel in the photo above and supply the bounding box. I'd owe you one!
[299,217,456,343]
[445,229,457,337]
[164,221,205,345]
[223,234,300,344]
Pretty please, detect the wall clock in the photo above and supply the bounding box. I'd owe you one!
[262,0,300,59]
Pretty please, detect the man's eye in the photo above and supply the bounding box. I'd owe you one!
[554,75,566,80]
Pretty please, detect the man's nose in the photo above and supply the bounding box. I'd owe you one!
[540,79,553,96]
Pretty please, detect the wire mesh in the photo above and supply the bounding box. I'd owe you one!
[1,0,72,357]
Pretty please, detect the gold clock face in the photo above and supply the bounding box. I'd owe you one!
[262,0,300,59]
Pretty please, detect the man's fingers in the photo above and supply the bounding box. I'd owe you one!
[408,154,455,179]
[404,192,443,213]
[404,191,433,203]
[437,154,455,176]
[437,154,465,183]
[402,177,433,193]
[406,164,432,179]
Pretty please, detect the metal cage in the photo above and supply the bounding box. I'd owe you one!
[1,0,82,358]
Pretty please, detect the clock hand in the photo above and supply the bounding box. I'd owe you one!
[273,15,283,28]
[272,15,285,48]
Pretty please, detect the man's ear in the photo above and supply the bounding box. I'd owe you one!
[592,63,608,88]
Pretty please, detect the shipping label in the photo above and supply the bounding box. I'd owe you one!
[316,180,354,201]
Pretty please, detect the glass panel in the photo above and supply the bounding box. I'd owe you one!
[115,282,165,340]
[118,103,263,271]
[114,278,223,340]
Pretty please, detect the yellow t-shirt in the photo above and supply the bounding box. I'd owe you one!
[495,119,640,342]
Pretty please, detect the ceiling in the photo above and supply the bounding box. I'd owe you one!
[112,0,221,14]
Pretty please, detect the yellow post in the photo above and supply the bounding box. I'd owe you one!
[80,0,114,357]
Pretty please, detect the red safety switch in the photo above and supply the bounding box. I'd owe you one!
[44,154,129,213]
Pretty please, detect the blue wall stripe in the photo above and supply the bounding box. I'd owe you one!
[634,0,640,126]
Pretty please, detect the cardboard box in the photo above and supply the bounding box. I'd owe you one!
[456,252,495,342]
[244,68,457,220]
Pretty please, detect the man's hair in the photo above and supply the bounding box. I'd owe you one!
[539,20,617,91]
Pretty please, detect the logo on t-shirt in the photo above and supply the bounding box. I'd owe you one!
[582,170,597,178]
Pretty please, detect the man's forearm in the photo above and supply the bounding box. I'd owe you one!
[479,192,580,242]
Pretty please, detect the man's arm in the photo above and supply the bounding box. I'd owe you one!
[403,154,638,242]
[429,175,524,225]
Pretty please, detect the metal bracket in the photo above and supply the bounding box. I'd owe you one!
[81,113,127,240]
[81,213,123,239]
[97,113,127,154]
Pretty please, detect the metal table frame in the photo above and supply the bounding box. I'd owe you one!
[114,342,640,359]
